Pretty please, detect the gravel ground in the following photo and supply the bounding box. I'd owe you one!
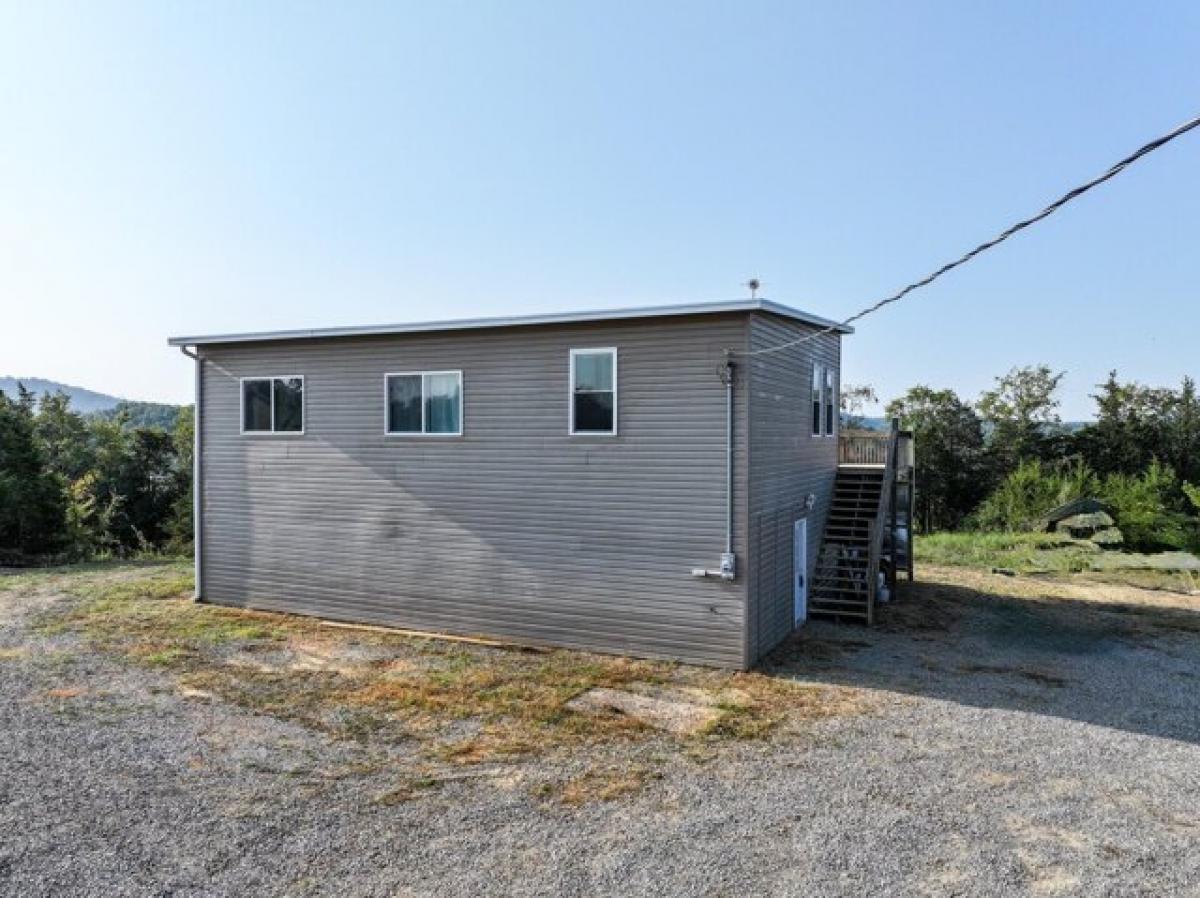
[2,566,1200,897]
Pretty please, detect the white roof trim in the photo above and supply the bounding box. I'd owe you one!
[167,299,852,347]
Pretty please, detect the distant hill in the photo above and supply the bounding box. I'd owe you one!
[0,376,123,413]
[94,400,184,430]
[0,377,183,429]
[848,416,891,432]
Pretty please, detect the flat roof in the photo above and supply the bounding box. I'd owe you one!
[167,298,852,347]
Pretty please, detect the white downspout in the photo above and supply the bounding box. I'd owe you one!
[692,355,737,580]
[721,355,736,579]
[179,346,202,600]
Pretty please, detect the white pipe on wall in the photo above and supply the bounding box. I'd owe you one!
[179,346,202,600]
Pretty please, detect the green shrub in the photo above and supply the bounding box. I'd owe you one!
[969,459,1097,532]
[970,457,1198,552]
[1098,461,1193,552]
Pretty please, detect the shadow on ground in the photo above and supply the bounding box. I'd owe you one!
[762,568,1200,745]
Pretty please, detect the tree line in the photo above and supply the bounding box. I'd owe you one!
[875,367,1200,550]
[5,368,1199,564]
[0,385,192,564]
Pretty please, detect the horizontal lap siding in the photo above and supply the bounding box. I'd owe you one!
[199,316,749,667]
[746,313,841,664]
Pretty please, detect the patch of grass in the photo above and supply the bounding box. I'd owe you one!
[139,646,194,667]
[336,709,394,743]
[701,676,866,739]
[37,562,290,657]
[376,774,443,805]
[916,532,1098,574]
[15,561,871,803]
[537,765,662,806]
[916,535,1200,598]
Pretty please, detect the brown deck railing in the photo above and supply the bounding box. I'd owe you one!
[838,431,890,466]
[864,424,900,625]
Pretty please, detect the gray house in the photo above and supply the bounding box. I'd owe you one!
[170,300,906,669]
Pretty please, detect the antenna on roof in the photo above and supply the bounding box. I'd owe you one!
[745,278,761,299]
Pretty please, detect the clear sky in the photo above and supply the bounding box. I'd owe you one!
[2,2,1197,418]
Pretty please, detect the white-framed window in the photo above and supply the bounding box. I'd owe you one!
[811,364,837,437]
[385,371,463,436]
[569,348,617,435]
[811,363,822,437]
[824,366,837,437]
[241,376,304,435]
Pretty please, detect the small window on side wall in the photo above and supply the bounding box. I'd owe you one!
[811,363,822,436]
[242,377,304,434]
[824,367,836,437]
[570,348,617,435]
[386,371,463,435]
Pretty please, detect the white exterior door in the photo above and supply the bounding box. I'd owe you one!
[793,519,808,626]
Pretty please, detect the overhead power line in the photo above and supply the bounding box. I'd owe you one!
[733,112,1200,358]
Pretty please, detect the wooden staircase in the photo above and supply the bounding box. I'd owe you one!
[811,423,914,624]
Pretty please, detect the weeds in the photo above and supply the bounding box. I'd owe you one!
[24,561,869,804]
[538,766,662,806]
[916,532,1098,573]
[375,774,444,805]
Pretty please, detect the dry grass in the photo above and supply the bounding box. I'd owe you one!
[537,765,663,806]
[374,774,444,805]
[43,686,87,700]
[27,562,871,803]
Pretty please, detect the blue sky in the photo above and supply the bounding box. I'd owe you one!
[1,2,1197,417]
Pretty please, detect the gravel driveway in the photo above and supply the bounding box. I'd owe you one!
[2,564,1199,897]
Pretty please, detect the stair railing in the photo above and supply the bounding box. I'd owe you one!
[864,421,901,625]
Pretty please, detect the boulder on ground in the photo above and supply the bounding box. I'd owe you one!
[1040,498,1114,532]
[1054,510,1117,538]
[1089,527,1125,548]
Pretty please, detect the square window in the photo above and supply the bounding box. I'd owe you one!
[386,371,463,436]
[242,377,303,434]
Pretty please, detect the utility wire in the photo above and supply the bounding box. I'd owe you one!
[732,112,1200,358]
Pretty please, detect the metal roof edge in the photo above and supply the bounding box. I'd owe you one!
[167,298,853,347]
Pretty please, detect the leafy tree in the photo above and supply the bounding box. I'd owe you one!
[886,386,988,532]
[977,365,1065,471]
[840,383,878,430]
[1072,371,1170,476]
[85,411,183,552]
[166,406,194,551]
[0,387,67,558]
[1165,376,1200,485]
[35,390,96,483]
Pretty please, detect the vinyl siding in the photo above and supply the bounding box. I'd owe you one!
[745,312,841,664]
[198,314,750,667]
